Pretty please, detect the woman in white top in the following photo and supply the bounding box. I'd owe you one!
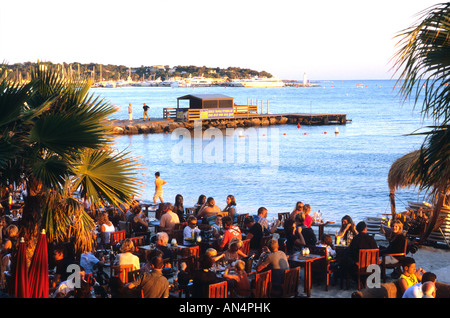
[114,238,140,270]
[97,212,115,247]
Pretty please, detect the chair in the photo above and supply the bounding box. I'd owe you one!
[355,249,380,290]
[110,264,134,284]
[181,245,200,258]
[208,281,228,298]
[260,235,272,249]
[240,239,251,256]
[236,213,249,232]
[128,269,141,283]
[109,230,126,247]
[309,245,336,291]
[381,239,407,283]
[174,222,186,230]
[172,229,184,246]
[278,212,290,224]
[274,267,300,298]
[118,221,132,237]
[252,270,272,298]
[130,236,145,247]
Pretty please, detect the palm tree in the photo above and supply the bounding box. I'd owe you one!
[0,64,142,263]
[391,2,450,243]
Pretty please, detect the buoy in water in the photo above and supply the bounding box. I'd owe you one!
[283,133,286,135]
[324,131,327,134]
[297,123,301,129]
[335,127,339,134]
[304,132,307,135]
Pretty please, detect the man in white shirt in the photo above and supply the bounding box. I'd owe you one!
[183,216,201,245]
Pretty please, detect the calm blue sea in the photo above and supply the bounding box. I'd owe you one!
[91,80,431,225]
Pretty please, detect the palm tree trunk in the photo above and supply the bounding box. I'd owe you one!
[419,190,446,245]
[18,178,43,268]
[389,190,396,218]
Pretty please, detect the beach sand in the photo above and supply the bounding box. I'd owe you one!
[305,242,450,298]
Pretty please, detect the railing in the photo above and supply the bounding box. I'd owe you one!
[162,105,259,121]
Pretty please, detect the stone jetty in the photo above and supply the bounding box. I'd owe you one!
[107,113,347,135]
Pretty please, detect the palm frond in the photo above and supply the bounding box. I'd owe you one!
[391,2,450,125]
[70,148,143,211]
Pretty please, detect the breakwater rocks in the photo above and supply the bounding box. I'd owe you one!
[109,116,290,135]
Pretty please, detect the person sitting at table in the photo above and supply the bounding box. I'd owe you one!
[212,214,224,239]
[191,254,221,298]
[223,237,247,264]
[398,257,426,296]
[173,194,185,223]
[141,248,164,273]
[244,215,264,254]
[197,197,221,225]
[289,201,304,221]
[336,215,358,245]
[219,216,242,251]
[0,216,10,244]
[205,248,225,265]
[51,243,77,291]
[317,234,336,259]
[114,238,140,271]
[294,212,317,246]
[97,212,116,248]
[283,218,301,255]
[254,207,280,235]
[347,221,378,263]
[0,224,18,257]
[256,238,289,292]
[194,194,207,216]
[126,255,170,298]
[183,216,201,246]
[127,203,148,236]
[154,232,174,266]
[159,203,180,237]
[379,219,407,269]
[53,266,88,298]
[302,204,313,228]
[80,247,104,277]
[222,195,238,223]
[402,271,436,298]
[223,260,251,298]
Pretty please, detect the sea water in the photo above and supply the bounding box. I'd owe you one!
[91,80,431,225]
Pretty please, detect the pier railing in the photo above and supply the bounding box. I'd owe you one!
[163,105,259,121]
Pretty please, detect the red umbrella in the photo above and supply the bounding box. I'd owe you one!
[28,229,49,298]
[14,237,29,298]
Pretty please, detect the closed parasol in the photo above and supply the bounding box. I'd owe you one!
[28,229,49,298]
[14,237,29,298]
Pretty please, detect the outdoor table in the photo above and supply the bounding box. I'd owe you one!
[311,221,335,241]
[148,220,160,232]
[288,252,325,297]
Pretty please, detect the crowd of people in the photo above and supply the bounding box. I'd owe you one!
[0,180,440,299]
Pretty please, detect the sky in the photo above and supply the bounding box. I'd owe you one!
[0,0,443,80]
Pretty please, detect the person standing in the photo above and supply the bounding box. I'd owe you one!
[128,103,133,121]
[143,103,150,121]
[153,172,166,204]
